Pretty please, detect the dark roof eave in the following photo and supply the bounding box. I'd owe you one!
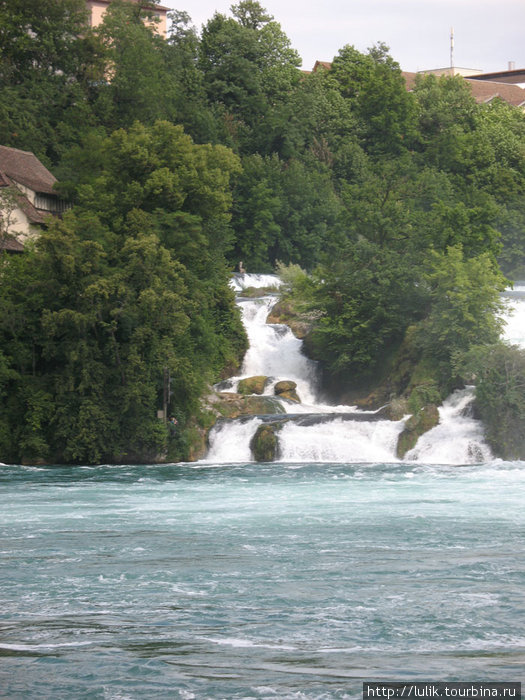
[0,236,25,252]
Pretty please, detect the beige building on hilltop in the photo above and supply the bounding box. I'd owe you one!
[86,0,169,38]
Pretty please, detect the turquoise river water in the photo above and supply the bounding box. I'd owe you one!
[1,277,524,698]
[1,460,524,699]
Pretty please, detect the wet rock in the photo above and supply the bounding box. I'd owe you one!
[266,299,316,339]
[396,404,440,458]
[274,380,297,394]
[278,390,301,402]
[274,380,300,403]
[208,392,285,420]
[384,397,409,421]
[250,424,279,462]
[237,375,268,395]
[354,389,392,411]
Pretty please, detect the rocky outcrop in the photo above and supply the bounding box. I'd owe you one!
[237,375,268,395]
[266,299,318,339]
[250,424,279,461]
[183,423,209,462]
[177,391,287,462]
[396,404,440,458]
[274,380,300,403]
[206,391,285,420]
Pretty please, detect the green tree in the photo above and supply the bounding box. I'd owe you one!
[0,0,91,81]
[416,245,507,378]
[459,343,525,459]
[304,239,425,379]
[0,0,106,165]
[164,11,218,143]
[230,153,342,270]
[329,43,417,155]
[0,122,246,464]
[92,0,178,129]
[198,1,301,151]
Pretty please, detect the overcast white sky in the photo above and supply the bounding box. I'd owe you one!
[161,0,525,74]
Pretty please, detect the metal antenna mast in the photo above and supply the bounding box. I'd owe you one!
[450,26,454,70]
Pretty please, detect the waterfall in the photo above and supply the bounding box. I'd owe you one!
[205,274,525,465]
[236,295,319,405]
[404,388,492,464]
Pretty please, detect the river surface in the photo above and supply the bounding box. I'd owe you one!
[1,277,524,698]
[1,461,525,699]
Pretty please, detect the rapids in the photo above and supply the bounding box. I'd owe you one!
[1,461,524,698]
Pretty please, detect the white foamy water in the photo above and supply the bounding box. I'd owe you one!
[278,417,405,463]
[238,296,318,404]
[405,388,492,464]
[221,276,319,405]
[206,417,263,463]
[501,284,525,347]
[230,272,283,293]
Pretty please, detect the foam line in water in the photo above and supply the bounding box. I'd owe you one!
[230,272,283,292]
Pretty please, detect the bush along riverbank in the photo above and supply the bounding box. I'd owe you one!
[457,344,525,460]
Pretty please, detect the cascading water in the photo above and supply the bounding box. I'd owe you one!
[404,388,492,464]
[225,274,318,404]
[205,273,520,465]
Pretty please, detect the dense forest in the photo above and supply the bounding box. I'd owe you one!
[1,0,524,462]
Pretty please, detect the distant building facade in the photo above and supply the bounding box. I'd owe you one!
[420,67,484,78]
[85,0,169,37]
[0,146,69,252]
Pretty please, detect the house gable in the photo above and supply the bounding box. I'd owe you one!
[0,146,68,252]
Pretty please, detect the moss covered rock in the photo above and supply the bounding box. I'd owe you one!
[184,424,209,462]
[461,343,525,460]
[274,380,300,403]
[279,391,300,402]
[250,424,279,461]
[207,392,285,420]
[396,404,440,458]
[237,375,268,395]
[274,380,296,394]
[266,299,316,339]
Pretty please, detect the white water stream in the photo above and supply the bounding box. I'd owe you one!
[206,275,525,465]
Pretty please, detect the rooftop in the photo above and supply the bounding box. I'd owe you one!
[0,146,57,195]
[403,71,525,107]
[0,236,25,253]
